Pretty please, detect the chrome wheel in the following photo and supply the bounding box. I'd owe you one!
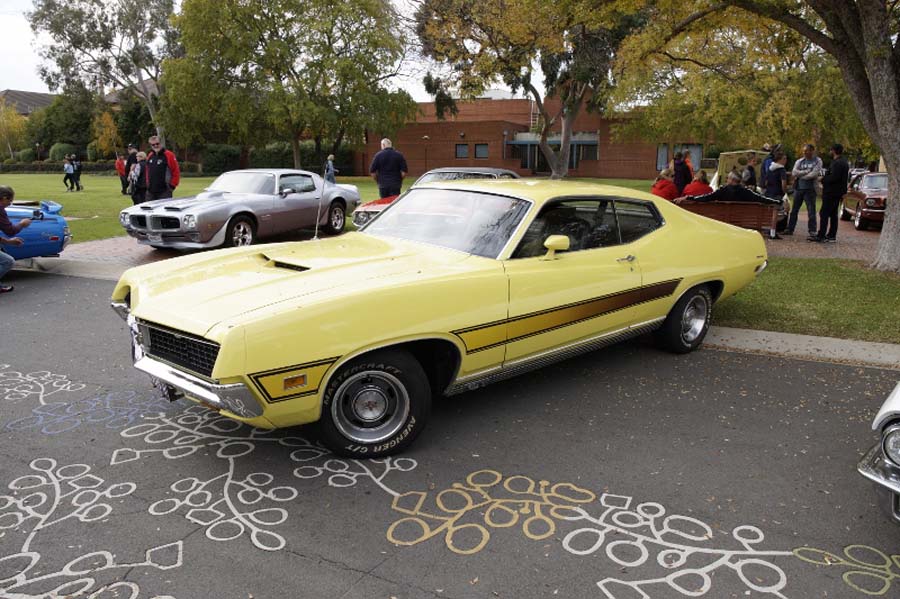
[232,220,254,246]
[331,370,410,444]
[325,202,345,234]
[681,295,709,344]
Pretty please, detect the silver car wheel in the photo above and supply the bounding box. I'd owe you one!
[232,221,254,246]
[331,370,410,444]
[681,295,709,344]
[329,204,345,232]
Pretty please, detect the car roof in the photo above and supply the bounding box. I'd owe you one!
[416,179,661,209]
[222,168,315,176]
[423,167,519,176]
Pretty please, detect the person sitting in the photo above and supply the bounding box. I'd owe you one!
[674,171,781,205]
[682,170,713,196]
[650,168,679,201]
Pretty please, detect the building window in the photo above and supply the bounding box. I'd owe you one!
[455,144,469,159]
[475,143,489,159]
[656,144,669,172]
[578,144,598,161]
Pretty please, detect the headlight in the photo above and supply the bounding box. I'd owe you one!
[866,198,877,207]
[184,214,197,229]
[884,426,900,465]
[353,212,370,226]
[119,212,129,226]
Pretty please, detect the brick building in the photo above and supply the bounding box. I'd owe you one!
[358,97,702,180]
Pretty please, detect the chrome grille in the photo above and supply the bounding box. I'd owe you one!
[139,321,220,378]
[150,216,181,230]
[130,215,147,228]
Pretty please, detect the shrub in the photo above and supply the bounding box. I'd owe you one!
[86,141,99,161]
[249,142,293,168]
[0,160,117,173]
[3,158,14,165]
[16,149,36,162]
[202,144,241,174]
[49,143,78,162]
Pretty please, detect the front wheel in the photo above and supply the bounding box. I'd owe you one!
[853,205,869,230]
[225,215,256,247]
[655,285,713,354]
[324,201,346,235]
[319,349,431,457]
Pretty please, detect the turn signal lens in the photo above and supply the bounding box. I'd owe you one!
[283,374,308,390]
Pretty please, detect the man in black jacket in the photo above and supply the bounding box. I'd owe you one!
[675,171,781,205]
[816,143,849,242]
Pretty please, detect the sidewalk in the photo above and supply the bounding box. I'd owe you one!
[14,235,900,371]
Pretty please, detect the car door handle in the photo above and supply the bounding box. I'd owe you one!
[617,255,635,262]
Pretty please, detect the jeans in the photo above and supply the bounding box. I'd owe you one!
[818,197,840,239]
[789,188,817,233]
[0,249,14,282]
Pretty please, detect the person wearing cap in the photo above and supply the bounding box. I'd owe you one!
[815,143,849,242]
[124,144,138,193]
[0,185,30,294]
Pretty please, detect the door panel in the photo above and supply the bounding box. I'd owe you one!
[273,175,321,231]
[502,247,643,364]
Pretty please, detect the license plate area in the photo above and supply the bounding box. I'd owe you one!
[150,376,182,402]
[147,233,162,243]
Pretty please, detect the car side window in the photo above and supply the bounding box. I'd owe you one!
[279,175,315,193]
[512,199,620,259]
[614,200,662,244]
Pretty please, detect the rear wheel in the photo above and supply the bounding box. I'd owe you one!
[324,201,346,235]
[656,285,713,354]
[225,215,256,247]
[319,349,431,457]
[853,205,869,230]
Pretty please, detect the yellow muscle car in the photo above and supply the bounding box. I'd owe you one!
[111,180,767,456]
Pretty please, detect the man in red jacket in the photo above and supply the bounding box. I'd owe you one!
[145,135,181,201]
[114,153,128,195]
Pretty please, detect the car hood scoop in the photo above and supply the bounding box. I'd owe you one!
[129,233,473,337]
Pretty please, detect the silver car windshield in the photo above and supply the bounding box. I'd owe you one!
[416,172,496,185]
[207,172,276,195]
[363,188,530,259]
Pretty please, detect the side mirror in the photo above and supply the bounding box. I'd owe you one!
[541,235,569,260]
[280,187,294,196]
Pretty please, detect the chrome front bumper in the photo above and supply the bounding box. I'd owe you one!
[111,301,263,418]
[858,442,900,524]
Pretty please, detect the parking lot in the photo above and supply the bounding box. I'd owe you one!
[1,270,898,598]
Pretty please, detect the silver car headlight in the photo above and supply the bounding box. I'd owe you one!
[883,425,900,465]
[119,211,129,226]
[184,214,197,229]
[866,198,877,207]
[353,211,370,226]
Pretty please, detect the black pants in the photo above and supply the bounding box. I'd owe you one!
[131,189,146,205]
[145,189,173,202]
[120,175,129,194]
[378,184,401,198]
[818,197,840,239]
[73,172,82,190]
[63,174,74,190]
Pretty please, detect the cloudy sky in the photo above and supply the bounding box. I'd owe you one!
[0,0,441,101]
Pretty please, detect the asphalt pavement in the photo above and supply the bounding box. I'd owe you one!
[1,270,899,599]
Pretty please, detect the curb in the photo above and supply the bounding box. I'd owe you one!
[705,326,900,371]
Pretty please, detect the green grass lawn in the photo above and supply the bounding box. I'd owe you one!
[715,257,900,343]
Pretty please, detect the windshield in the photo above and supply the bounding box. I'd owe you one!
[207,172,276,194]
[363,188,530,258]
[416,171,499,185]
[863,174,888,190]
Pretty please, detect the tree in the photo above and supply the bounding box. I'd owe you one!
[172,0,417,168]
[0,100,27,159]
[609,0,900,271]
[27,0,181,144]
[31,84,95,150]
[92,111,122,157]
[415,0,640,179]
[114,92,157,149]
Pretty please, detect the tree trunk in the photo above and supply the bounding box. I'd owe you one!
[291,136,301,169]
[874,153,900,271]
[239,145,250,169]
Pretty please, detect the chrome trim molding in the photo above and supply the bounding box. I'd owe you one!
[446,317,664,395]
[135,356,264,418]
[858,442,900,525]
[111,301,130,321]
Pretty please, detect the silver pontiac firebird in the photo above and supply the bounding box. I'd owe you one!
[119,169,360,249]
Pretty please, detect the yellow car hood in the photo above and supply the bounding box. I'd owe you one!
[126,233,475,337]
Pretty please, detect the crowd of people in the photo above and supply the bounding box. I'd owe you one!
[113,136,181,205]
[650,142,851,243]
[62,154,83,192]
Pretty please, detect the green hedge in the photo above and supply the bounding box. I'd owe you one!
[0,160,201,175]
[16,149,36,162]
[202,144,241,174]
[49,143,79,161]
[247,141,355,175]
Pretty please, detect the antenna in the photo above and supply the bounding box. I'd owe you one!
[312,173,325,240]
